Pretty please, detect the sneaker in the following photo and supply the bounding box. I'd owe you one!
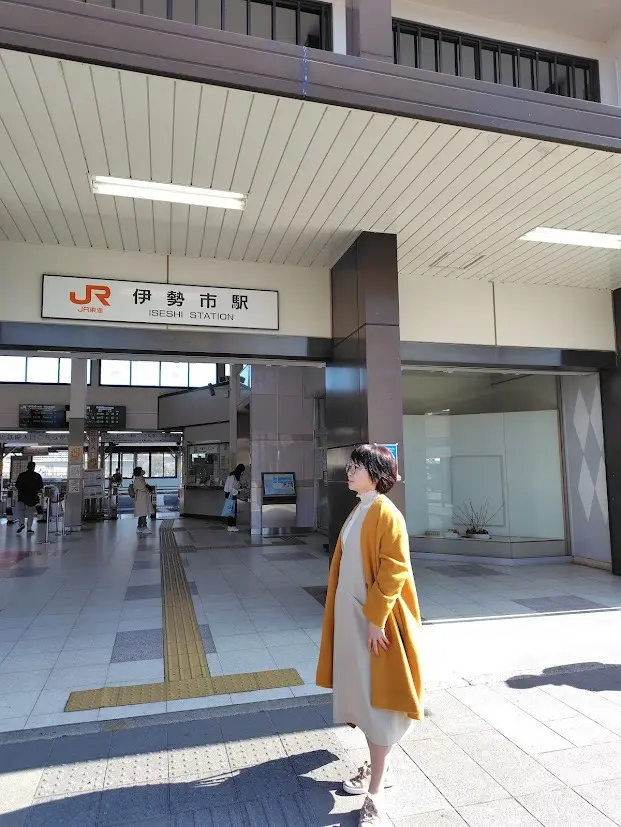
[359,795,386,826]
[343,763,394,796]
[27,529,35,534]
[227,526,240,533]
[16,524,25,534]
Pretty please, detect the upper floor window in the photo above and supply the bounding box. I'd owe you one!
[0,356,92,385]
[83,0,332,50]
[100,360,218,388]
[393,19,600,102]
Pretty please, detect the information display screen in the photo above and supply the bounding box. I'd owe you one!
[262,472,296,498]
[86,405,126,429]
[19,404,67,429]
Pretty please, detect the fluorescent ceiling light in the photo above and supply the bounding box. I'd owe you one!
[107,431,142,434]
[520,227,621,249]
[46,431,68,434]
[90,175,246,210]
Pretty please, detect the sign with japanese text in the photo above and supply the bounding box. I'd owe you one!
[41,275,279,331]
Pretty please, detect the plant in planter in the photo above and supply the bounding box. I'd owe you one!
[453,499,503,540]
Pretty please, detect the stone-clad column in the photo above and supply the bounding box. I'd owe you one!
[326,232,404,556]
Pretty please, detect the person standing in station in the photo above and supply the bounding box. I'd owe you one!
[316,444,424,827]
[15,461,44,534]
[223,464,245,533]
[130,466,153,534]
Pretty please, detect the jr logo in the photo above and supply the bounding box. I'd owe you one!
[69,285,111,306]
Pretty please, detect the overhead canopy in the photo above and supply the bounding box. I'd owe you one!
[1,48,621,290]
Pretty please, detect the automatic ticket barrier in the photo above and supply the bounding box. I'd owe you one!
[260,472,297,536]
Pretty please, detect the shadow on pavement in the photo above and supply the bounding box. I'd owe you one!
[505,661,621,691]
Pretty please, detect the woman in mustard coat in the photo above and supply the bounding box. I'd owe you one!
[316,444,424,827]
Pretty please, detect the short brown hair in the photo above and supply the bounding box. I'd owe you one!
[350,444,398,494]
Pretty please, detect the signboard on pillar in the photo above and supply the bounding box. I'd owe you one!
[86,430,99,470]
[42,275,279,331]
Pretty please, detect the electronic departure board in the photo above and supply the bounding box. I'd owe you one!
[85,405,126,429]
[19,404,67,429]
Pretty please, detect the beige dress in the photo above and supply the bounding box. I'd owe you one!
[332,490,413,746]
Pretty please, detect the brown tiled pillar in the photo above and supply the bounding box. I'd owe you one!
[326,232,404,557]
[346,0,394,63]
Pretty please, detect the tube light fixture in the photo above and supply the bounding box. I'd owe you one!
[520,227,621,249]
[46,431,69,434]
[90,175,247,210]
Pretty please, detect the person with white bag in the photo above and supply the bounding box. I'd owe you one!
[222,464,245,532]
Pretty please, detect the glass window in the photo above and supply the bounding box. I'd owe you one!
[420,35,437,71]
[198,0,222,28]
[122,452,135,479]
[172,0,197,24]
[26,357,59,384]
[250,0,272,38]
[189,363,217,387]
[394,19,599,102]
[101,360,131,385]
[300,9,321,48]
[461,43,477,79]
[500,50,515,85]
[440,39,457,75]
[275,4,296,43]
[537,58,553,93]
[555,62,570,96]
[164,452,178,477]
[137,453,150,476]
[149,0,168,17]
[481,47,497,83]
[0,355,26,382]
[115,0,141,12]
[575,66,589,99]
[150,453,165,477]
[58,358,71,385]
[225,0,248,33]
[160,362,189,387]
[130,360,161,386]
[519,54,534,90]
[403,372,566,549]
[398,31,416,68]
[224,364,231,376]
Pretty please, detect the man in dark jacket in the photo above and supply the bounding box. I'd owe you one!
[15,461,44,534]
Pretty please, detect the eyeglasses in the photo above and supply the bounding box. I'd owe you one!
[345,462,360,475]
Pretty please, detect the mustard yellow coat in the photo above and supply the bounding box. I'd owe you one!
[316,495,424,721]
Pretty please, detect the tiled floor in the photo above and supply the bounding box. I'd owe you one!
[0,516,620,732]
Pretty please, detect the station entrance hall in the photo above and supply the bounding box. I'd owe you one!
[1,29,621,733]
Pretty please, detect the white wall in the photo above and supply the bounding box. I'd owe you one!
[494,283,615,351]
[392,0,617,104]
[0,241,331,339]
[399,277,615,351]
[158,387,230,430]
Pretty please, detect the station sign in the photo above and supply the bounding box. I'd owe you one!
[42,275,279,331]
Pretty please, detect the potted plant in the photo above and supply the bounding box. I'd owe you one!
[453,499,503,540]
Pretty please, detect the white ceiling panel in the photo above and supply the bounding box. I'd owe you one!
[1,49,621,289]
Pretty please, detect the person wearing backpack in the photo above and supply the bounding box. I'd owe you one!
[130,466,153,534]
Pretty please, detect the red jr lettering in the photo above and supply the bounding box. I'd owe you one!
[69,285,111,307]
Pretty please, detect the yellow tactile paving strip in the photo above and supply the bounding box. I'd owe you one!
[65,524,304,713]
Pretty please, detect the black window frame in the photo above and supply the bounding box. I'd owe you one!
[393,18,600,103]
[106,448,180,479]
[82,0,333,51]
